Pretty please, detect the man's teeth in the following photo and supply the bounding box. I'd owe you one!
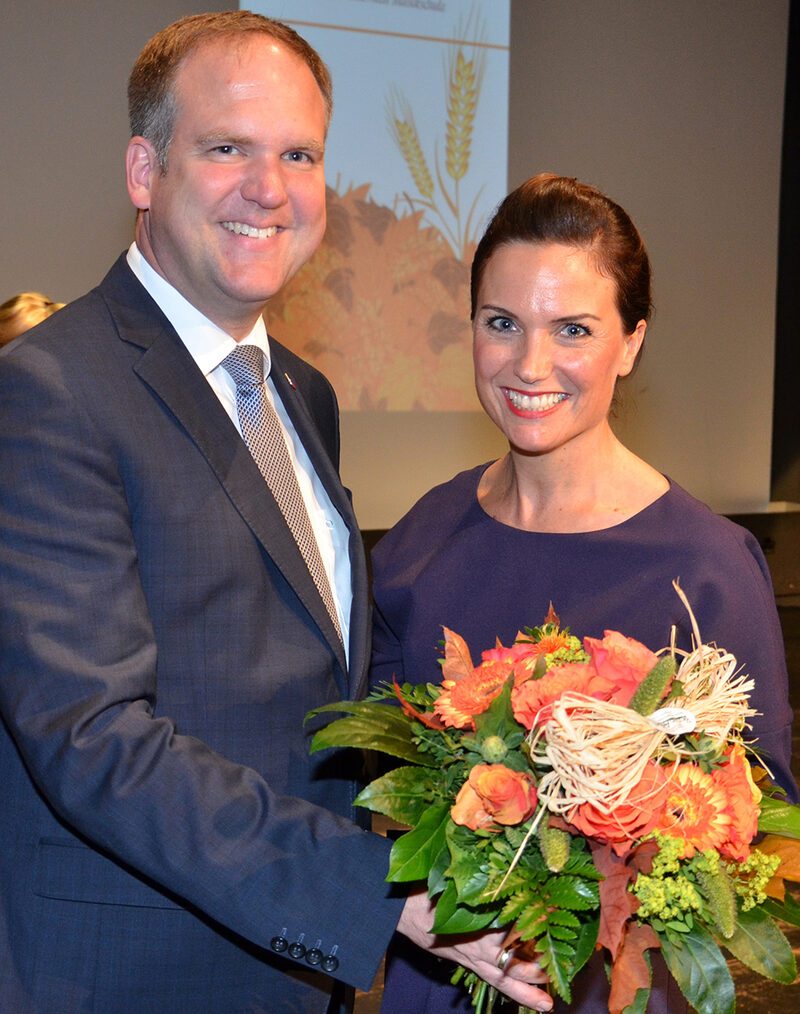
[222,222,277,239]
[506,390,567,411]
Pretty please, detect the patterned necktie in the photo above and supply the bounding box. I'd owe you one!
[222,345,343,645]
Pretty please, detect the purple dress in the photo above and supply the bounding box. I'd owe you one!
[370,465,797,1014]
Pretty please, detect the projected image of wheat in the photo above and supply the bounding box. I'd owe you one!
[266,14,497,411]
[388,25,486,260]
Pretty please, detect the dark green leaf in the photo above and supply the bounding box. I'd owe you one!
[571,916,599,978]
[430,880,498,934]
[387,803,450,882]
[660,923,735,1014]
[757,796,800,838]
[444,824,492,905]
[763,889,800,928]
[546,875,600,910]
[309,704,436,766]
[622,985,651,1014]
[427,839,451,898]
[723,906,797,984]
[473,679,518,740]
[354,765,442,824]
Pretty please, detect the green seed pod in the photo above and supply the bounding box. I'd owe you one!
[480,735,508,763]
[538,819,570,872]
[629,655,677,716]
[698,865,737,939]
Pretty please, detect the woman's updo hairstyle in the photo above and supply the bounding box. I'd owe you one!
[470,173,652,338]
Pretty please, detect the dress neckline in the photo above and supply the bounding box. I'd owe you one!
[470,461,674,536]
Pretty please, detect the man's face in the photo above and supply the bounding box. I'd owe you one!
[128,35,327,338]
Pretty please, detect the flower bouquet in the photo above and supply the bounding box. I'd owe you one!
[309,584,800,1013]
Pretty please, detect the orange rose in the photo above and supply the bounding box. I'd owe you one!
[569,762,668,856]
[584,631,660,707]
[712,744,761,861]
[451,764,537,830]
[511,662,612,730]
[451,780,494,830]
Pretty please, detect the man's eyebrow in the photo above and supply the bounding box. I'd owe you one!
[194,132,325,154]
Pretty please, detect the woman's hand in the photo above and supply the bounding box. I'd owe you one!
[397,888,553,1011]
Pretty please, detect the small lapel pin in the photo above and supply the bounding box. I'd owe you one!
[284,372,296,389]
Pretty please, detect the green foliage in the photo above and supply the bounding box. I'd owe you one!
[758,795,800,838]
[660,923,735,1014]
[387,803,450,882]
[486,833,600,1001]
[430,880,499,934]
[354,764,443,825]
[723,905,797,983]
[696,859,737,939]
[628,655,676,716]
[762,887,800,928]
[307,700,435,765]
[538,820,570,872]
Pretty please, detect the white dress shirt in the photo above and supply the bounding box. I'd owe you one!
[126,243,352,659]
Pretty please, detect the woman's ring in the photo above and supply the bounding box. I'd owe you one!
[496,946,513,971]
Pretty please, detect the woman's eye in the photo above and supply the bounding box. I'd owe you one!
[560,322,591,338]
[486,315,517,333]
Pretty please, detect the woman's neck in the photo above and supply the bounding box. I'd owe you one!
[477,427,668,534]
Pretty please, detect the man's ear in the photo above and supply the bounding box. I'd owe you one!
[126,137,158,210]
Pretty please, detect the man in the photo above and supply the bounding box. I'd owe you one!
[0,12,551,1013]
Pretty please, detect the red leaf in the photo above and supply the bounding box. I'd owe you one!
[592,843,638,960]
[441,627,474,683]
[544,603,560,627]
[608,922,661,1014]
[391,678,445,730]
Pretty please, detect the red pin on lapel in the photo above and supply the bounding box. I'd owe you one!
[284,372,296,388]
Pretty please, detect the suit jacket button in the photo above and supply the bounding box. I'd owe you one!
[322,955,339,973]
[270,936,288,953]
[305,948,323,966]
[288,941,307,960]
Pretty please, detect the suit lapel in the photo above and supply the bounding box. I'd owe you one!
[101,259,348,679]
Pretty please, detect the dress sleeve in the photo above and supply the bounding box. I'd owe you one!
[692,525,797,801]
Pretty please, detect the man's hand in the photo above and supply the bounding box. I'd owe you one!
[397,888,553,1012]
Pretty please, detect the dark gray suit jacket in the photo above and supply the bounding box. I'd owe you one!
[0,256,402,1013]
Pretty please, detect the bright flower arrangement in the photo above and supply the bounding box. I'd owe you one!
[309,585,800,1014]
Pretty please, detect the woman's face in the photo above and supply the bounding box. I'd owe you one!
[472,241,645,458]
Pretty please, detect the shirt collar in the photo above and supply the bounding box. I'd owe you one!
[126,242,270,377]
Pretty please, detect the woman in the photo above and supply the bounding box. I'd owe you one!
[370,174,796,1012]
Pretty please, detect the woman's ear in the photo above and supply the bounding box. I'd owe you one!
[619,319,647,377]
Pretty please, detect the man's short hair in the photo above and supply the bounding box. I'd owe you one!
[128,10,333,171]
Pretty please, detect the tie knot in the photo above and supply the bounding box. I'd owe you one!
[222,344,265,390]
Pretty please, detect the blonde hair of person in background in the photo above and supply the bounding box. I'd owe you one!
[0,292,65,346]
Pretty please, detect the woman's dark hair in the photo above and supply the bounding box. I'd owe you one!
[470,173,652,336]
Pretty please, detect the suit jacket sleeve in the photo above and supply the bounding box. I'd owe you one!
[0,283,403,992]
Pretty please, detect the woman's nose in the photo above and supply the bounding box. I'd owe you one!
[515,333,552,383]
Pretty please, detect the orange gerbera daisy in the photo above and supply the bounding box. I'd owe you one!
[712,743,761,861]
[434,660,517,729]
[654,763,733,858]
